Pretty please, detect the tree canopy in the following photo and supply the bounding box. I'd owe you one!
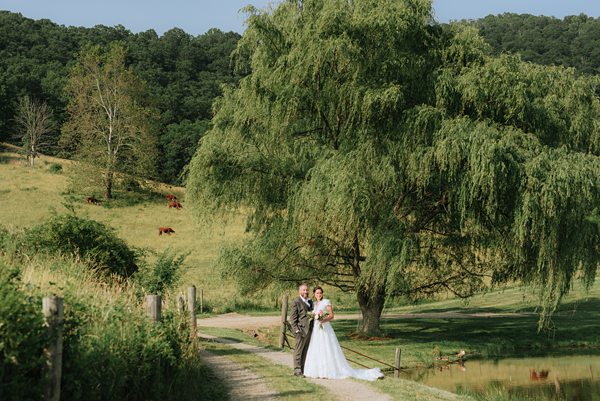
[474,13,600,76]
[0,11,241,183]
[187,0,600,334]
[61,43,157,199]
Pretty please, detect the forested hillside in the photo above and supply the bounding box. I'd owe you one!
[3,11,600,186]
[0,11,241,183]
[474,13,600,75]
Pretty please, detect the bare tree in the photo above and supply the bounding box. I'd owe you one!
[14,96,55,167]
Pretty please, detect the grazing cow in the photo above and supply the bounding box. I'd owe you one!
[168,200,182,209]
[165,194,177,201]
[158,227,175,235]
[529,369,549,381]
[85,196,99,205]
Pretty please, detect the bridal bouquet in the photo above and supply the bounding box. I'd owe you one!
[314,310,329,330]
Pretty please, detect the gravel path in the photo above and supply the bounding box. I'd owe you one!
[199,348,278,401]
[199,332,391,401]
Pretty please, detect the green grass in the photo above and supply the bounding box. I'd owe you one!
[1,246,229,401]
[199,326,473,401]
[0,147,250,310]
[0,146,361,312]
[201,340,334,401]
[246,281,600,368]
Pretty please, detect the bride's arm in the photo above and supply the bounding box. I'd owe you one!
[324,304,334,322]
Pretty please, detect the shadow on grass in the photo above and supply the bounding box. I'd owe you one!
[0,154,24,164]
[334,297,600,360]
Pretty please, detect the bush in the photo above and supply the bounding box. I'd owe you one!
[134,249,187,296]
[23,214,138,277]
[0,262,46,401]
[48,163,63,173]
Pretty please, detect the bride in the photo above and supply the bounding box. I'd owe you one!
[303,286,384,381]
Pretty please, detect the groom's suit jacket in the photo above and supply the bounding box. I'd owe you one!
[289,296,313,337]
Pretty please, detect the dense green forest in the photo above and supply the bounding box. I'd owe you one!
[475,13,600,75]
[2,11,600,185]
[0,11,241,183]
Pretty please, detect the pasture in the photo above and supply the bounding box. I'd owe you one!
[0,144,250,310]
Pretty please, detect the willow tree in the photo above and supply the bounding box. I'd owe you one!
[187,0,600,334]
[61,43,157,199]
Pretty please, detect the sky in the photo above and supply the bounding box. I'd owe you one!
[1,0,600,37]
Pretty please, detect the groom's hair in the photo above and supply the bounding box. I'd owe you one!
[298,282,309,289]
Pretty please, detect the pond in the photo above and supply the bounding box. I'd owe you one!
[403,355,600,401]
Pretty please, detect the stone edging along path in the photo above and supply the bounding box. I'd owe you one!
[198,331,392,401]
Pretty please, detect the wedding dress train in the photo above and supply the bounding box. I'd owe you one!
[303,299,383,381]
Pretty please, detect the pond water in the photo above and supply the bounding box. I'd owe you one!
[403,355,600,401]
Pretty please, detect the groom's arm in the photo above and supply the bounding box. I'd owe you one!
[289,300,301,335]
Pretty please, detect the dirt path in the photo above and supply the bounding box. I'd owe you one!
[199,310,531,330]
[199,332,391,401]
[197,310,528,400]
[199,348,278,401]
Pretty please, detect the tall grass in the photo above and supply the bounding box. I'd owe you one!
[0,229,227,401]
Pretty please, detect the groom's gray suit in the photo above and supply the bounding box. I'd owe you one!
[289,296,313,374]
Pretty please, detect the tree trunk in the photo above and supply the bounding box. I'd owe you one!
[104,170,113,199]
[356,284,385,335]
[351,234,386,335]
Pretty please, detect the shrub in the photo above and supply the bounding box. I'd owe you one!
[134,249,186,296]
[23,214,138,277]
[48,163,63,173]
[0,262,46,401]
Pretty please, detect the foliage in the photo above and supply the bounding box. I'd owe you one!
[23,213,138,277]
[0,11,241,183]
[187,0,600,333]
[474,13,600,76]
[134,249,187,296]
[48,162,63,173]
[61,43,158,199]
[158,119,210,184]
[0,229,227,401]
[0,262,46,401]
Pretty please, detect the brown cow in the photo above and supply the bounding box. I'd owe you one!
[168,200,182,209]
[165,194,177,201]
[158,227,175,235]
[529,369,549,381]
[85,196,100,205]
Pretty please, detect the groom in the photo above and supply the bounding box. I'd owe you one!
[289,282,313,376]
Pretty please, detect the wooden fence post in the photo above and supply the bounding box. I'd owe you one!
[146,295,161,323]
[177,293,185,313]
[200,288,204,314]
[187,286,197,336]
[279,295,289,348]
[43,296,63,401]
[394,347,402,378]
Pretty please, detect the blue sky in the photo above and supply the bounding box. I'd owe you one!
[1,1,600,36]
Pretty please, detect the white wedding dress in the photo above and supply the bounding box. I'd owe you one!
[303,299,384,381]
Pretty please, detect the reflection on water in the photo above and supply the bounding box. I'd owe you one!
[404,355,600,401]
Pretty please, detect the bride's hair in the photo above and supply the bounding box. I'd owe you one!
[313,286,323,294]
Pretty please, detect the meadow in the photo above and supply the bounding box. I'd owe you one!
[0,145,251,308]
[3,144,600,401]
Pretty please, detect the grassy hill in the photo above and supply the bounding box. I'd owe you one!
[0,143,252,311]
[2,143,597,315]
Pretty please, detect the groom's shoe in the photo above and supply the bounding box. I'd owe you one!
[293,370,304,377]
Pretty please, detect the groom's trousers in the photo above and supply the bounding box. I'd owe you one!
[294,332,311,373]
